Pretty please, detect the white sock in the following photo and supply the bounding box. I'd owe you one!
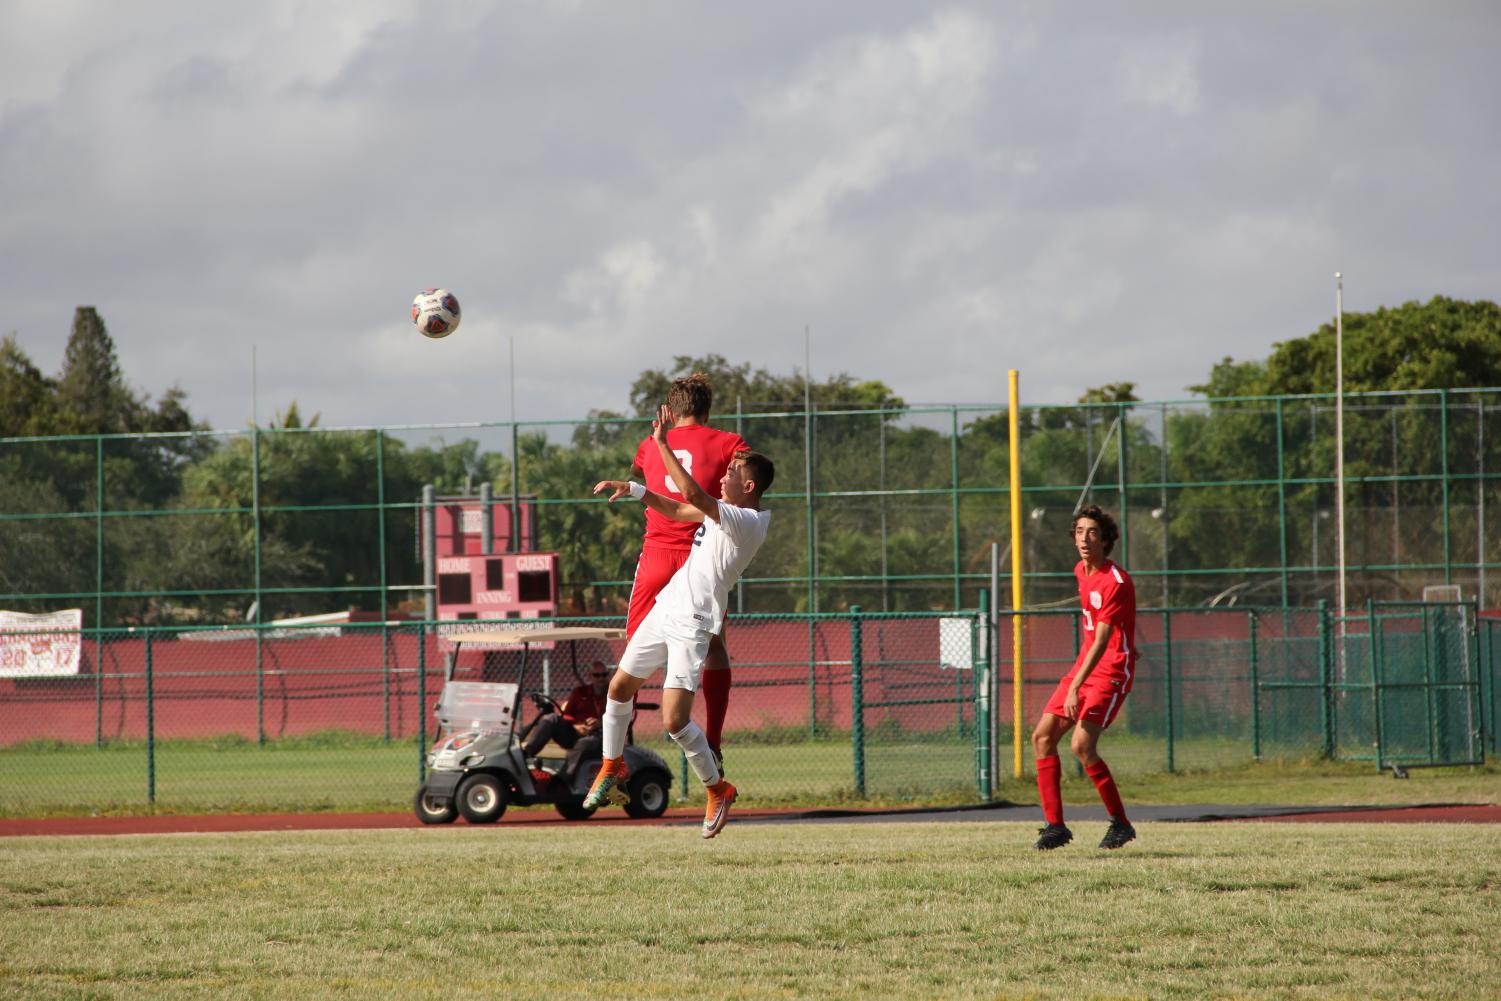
[602,698,632,760]
[669,721,721,786]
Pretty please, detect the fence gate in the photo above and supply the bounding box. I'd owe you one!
[850,610,989,800]
[1370,600,1484,775]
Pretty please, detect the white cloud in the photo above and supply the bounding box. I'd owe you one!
[2,3,1498,431]
[1117,36,1202,115]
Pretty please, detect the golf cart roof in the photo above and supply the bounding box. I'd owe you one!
[449,626,625,646]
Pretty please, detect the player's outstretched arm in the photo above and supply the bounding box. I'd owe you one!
[592,479,703,523]
[652,404,722,523]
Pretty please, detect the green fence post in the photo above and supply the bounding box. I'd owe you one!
[1441,388,1452,584]
[252,426,264,747]
[851,606,865,798]
[1318,600,1333,758]
[1484,619,1495,757]
[95,436,104,749]
[977,590,991,801]
[1470,599,1484,762]
[145,629,155,806]
[807,620,818,740]
[950,407,961,609]
[1368,599,1384,768]
[1117,402,1129,567]
[1275,399,1289,607]
[377,429,390,743]
[1163,609,1174,773]
[1423,605,1437,762]
[417,622,428,783]
[1249,611,1261,760]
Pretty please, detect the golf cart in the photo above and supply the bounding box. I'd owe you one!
[412,626,673,825]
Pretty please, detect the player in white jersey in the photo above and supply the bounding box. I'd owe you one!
[587,404,776,838]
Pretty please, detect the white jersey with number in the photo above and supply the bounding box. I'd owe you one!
[655,501,771,634]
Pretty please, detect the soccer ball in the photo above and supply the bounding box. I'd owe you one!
[412,289,461,338]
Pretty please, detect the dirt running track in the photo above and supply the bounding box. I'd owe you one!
[2,802,1498,837]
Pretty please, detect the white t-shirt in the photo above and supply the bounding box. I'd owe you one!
[655,501,771,633]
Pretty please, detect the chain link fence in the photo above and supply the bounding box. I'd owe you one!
[3,603,1491,817]
[2,389,1497,626]
[0,613,989,815]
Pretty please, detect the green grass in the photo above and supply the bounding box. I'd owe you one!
[2,822,1499,999]
[3,731,1498,817]
[995,757,1501,810]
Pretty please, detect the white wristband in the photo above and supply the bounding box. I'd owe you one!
[628,481,646,500]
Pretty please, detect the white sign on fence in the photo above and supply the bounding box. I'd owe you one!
[0,609,84,678]
[939,616,984,671]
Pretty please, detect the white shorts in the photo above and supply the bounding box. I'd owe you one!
[617,603,711,692]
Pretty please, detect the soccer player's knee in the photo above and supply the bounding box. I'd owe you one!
[661,702,691,733]
[1031,723,1056,757]
[1069,729,1097,762]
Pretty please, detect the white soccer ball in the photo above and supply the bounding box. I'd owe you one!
[412,288,461,339]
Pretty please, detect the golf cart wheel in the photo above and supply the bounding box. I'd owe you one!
[413,786,457,825]
[623,771,670,819]
[456,773,509,824]
[554,802,597,821]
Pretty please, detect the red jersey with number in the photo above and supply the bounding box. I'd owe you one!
[1074,559,1137,689]
[633,424,749,551]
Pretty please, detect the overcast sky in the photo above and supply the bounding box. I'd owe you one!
[2,2,1497,431]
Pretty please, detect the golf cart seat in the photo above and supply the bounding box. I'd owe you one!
[533,741,571,761]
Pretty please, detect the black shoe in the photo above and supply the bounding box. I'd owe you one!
[1034,823,1073,850]
[712,745,725,779]
[1098,818,1136,850]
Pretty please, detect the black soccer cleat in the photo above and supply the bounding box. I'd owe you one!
[1098,818,1137,850]
[1034,823,1073,850]
[712,745,726,779]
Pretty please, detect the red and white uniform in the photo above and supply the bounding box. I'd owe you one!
[619,501,772,692]
[1043,559,1137,728]
[626,424,748,636]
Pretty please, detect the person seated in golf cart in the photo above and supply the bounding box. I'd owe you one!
[519,660,612,765]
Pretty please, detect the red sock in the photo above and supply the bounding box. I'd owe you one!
[1036,754,1064,825]
[702,667,731,752]
[1085,759,1127,823]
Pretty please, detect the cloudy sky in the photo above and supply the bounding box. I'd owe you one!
[2,2,1497,431]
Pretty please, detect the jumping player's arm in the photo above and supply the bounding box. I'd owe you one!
[652,404,723,524]
[592,479,704,523]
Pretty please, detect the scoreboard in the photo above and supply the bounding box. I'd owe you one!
[435,551,559,622]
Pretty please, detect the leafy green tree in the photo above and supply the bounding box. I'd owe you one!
[1177,296,1501,604]
[1192,296,1501,397]
[0,310,211,621]
[625,354,903,418]
[514,431,638,614]
[0,335,64,438]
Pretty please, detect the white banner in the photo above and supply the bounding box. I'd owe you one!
[0,609,84,678]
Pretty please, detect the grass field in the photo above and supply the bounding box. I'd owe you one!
[2,732,1497,817]
[3,821,1499,999]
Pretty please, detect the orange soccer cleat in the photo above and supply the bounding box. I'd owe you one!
[702,780,737,839]
[583,756,629,809]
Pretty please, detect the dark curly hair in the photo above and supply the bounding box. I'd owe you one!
[1071,504,1119,557]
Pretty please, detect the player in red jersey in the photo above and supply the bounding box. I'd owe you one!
[1031,504,1138,850]
[626,373,748,766]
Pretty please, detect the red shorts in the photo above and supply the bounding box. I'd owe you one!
[1042,673,1130,729]
[626,547,689,638]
